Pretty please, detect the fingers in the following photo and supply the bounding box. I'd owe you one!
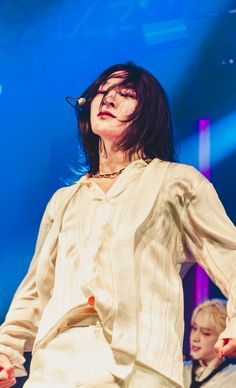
[0,355,16,388]
[0,370,16,388]
[214,338,227,359]
[214,338,236,359]
[221,338,236,358]
[0,373,16,388]
[0,376,16,388]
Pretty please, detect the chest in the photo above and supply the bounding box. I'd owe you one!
[88,176,118,193]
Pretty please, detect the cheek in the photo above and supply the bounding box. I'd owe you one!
[130,99,138,111]
[208,336,218,347]
[202,336,218,349]
[91,94,103,111]
[90,99,100,123]
[119,100,137,116]
[189,329,198,342]
[189,331,194,341]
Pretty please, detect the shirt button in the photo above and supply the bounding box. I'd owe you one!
[88,296,95,306]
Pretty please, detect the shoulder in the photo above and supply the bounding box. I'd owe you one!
[208,363,236,385]
[51,182,80,201]
[50,181,80,202]
[220,363,236,376]
[151,158,204,180]
[45,178,85,220]
[166,161,205,186]
[151,158,209,196]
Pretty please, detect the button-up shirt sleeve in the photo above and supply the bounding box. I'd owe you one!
[183,178,236,339]
[0,191,58,366]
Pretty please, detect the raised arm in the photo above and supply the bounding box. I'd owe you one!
[183,178,236,357]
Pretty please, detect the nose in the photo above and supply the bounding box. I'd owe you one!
[103,90,117,107]
[192,330,201,342]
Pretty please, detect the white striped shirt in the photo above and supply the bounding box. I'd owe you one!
[1,159,236,387]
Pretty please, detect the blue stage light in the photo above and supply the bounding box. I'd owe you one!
[142,19,188,46]
[180,113,236,169]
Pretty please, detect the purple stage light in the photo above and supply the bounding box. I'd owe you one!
[195,119,210,305]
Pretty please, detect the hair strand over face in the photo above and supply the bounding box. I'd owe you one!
[77,61,178,174]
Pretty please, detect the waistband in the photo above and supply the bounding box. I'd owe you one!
[70,315,101,327]
[60,309,101,330]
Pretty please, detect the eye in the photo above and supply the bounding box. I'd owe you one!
[202,331,212,336]
[119,90,136,98]
[120,92,132,97]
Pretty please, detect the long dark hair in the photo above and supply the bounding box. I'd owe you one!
[75,61,178,175]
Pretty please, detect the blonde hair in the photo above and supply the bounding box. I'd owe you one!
[191,299,227,335]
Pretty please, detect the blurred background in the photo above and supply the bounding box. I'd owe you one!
[1,0,236,382]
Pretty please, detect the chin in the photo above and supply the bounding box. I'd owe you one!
[91,125,106,136]
[91,124,115,137]
[190,351,202,360]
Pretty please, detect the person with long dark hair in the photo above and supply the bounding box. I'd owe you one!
[0,62,236,387]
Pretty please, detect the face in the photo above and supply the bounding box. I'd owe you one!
[190,311,219,365]
[90,71,137,143]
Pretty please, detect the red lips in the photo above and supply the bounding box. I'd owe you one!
[98,110,115,118]
[191,346,201,352]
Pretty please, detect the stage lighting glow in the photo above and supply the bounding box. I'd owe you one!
[142,19,188,46]
[180,113,236,169]
[138,0,149,7]
[0,85,2,95]
[199,119,210,180]
[195,119,211,305]
[181,113,236,305]
[210,112,236,165]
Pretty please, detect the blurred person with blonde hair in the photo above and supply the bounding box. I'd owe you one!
[184,299,236,387]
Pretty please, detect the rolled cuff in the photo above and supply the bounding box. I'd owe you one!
[219,316,236,340]
[14,364,28,377]
[0,344,25,367]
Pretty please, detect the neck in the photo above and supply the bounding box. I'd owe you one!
[98,140,141,174]
[199,357,223,369]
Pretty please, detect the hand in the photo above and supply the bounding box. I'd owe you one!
[0,354,16,387]
[214,337,236,359]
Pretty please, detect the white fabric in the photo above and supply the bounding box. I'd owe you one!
[23,325,119,388]
[183,360,236,387]
[24,323,177,388]
[1,159,236,387]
